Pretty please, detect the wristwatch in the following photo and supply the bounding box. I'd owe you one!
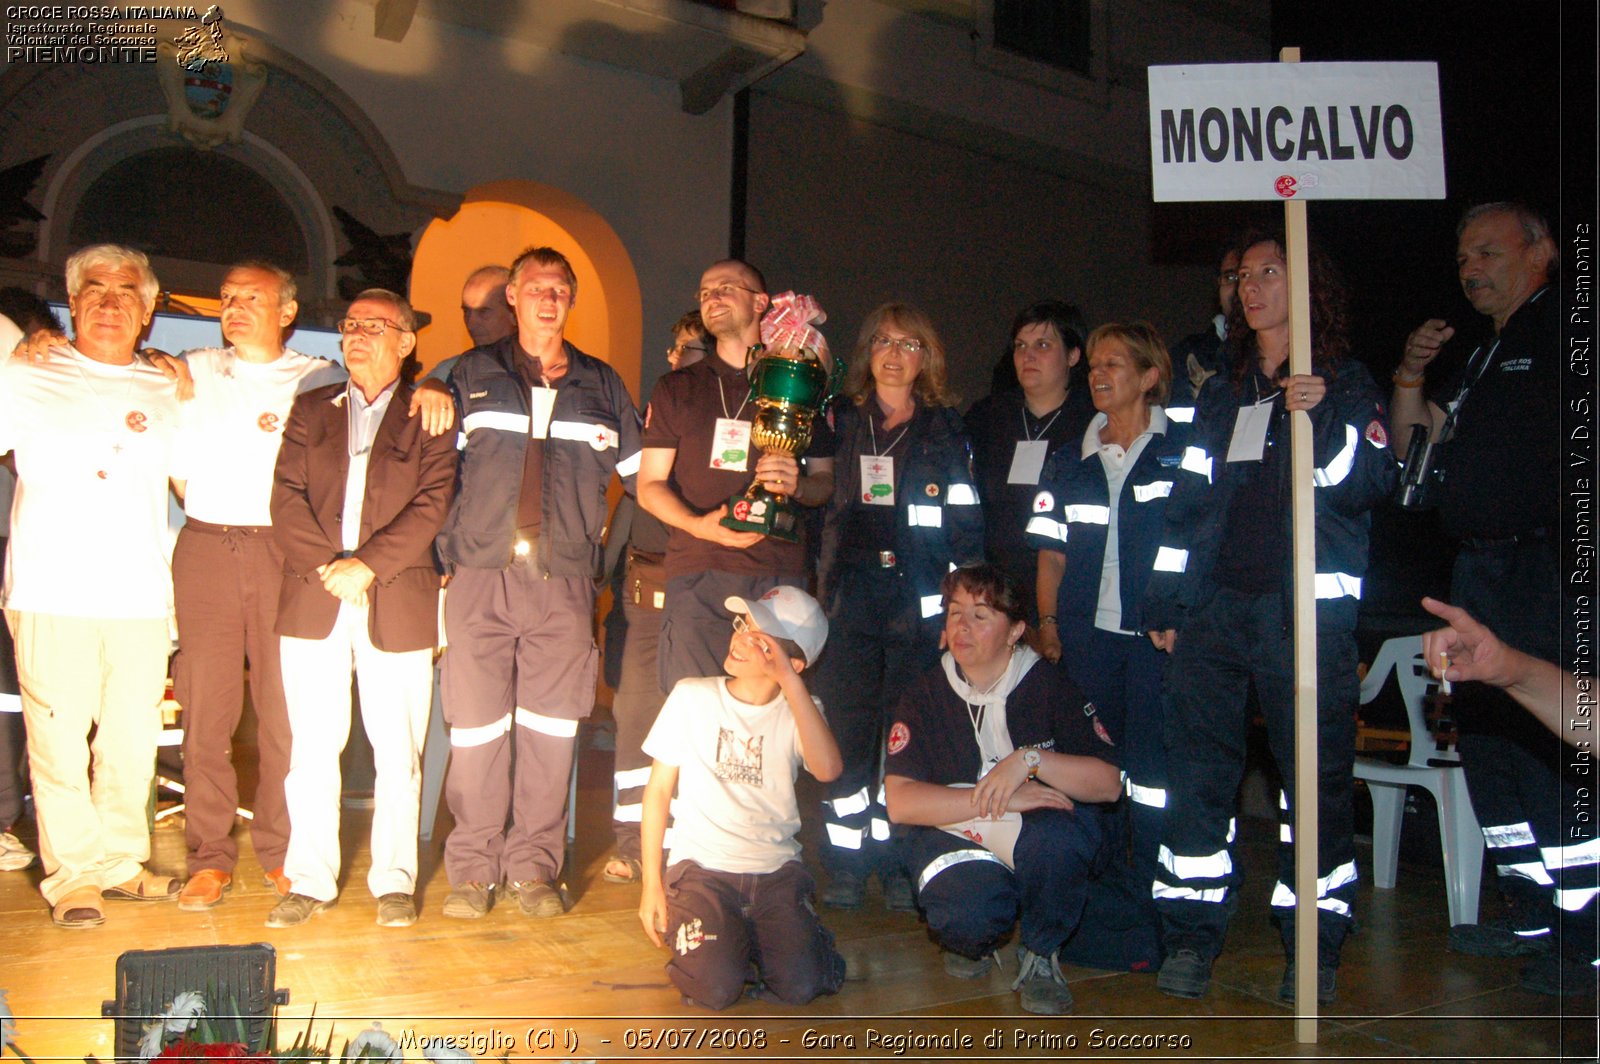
[1021,748,1042,780]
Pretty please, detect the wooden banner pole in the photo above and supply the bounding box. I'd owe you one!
[1277,44,1322,1044]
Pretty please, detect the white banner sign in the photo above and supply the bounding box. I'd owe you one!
[1147,62,1445,202]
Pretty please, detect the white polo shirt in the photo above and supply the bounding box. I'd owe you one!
[0,348,180,619]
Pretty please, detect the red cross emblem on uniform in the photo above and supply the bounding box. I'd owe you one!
[594,428,609,447]
[721,425,742,442]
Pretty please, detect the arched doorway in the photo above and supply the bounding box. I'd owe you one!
[410,180,643,397]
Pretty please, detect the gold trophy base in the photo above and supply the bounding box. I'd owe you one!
[720,485,801,543]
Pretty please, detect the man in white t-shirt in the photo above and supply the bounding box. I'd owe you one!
[0,244,182,928]
[167,262,344,911]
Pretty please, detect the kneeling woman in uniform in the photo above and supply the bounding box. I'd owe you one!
[812,302,984,911]
[884,563,1121,1015]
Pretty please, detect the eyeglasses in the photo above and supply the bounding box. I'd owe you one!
[336,317,410,337]
[870,334,925,355]
[668,341,709,358]
[697,282,758,304]
[732,614,753,635]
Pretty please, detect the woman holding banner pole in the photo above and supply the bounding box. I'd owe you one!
[1141,230,1397,1004]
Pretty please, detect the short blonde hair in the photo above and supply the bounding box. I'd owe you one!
[1085,321,1173,406]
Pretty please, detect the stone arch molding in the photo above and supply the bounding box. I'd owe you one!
[0,30,456,317]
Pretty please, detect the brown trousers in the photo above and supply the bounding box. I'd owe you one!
[172,520,292,875]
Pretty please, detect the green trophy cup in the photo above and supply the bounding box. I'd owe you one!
[719,345,838,542]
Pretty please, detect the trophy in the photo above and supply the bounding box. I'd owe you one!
[720,292,840,543]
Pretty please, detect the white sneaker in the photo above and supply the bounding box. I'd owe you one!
[0,831,35,871]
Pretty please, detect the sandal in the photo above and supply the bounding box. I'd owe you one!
[52,886,106,928]
[602,857,643,884]
[104,868,182,901]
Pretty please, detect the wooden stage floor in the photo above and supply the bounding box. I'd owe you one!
[1,739,1594,1062]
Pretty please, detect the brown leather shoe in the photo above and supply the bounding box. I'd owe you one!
[178,869,232,911]
[263,867,291,897]
[51,886,105,928]
[104,868,181,901]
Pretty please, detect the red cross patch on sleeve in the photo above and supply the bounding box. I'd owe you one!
[1364,419,1388,448]
[887,721,910,755]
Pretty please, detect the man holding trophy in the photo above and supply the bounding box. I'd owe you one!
[638,260,835,691]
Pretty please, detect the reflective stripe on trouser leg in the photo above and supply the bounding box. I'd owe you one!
[910,826,1016,960]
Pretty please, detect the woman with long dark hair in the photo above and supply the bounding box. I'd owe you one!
[1143,231,1398,1004]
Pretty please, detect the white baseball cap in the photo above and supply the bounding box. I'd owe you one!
[725,585,828,666]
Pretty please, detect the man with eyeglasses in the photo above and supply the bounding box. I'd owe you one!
[1389,202,1592,997]
[435,245,641,920]
[638,260,835,695]
[266,288,457,930]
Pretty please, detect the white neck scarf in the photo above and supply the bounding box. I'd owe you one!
[941,643,1040,781]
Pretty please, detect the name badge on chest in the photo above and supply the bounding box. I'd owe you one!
[1226,396,1275,463]
[1007,439,1049,485]
[860,454,896,505]
[529,386,557,440]
[710,417,752,471]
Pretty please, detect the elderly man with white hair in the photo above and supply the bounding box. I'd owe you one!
[0,244,182,928]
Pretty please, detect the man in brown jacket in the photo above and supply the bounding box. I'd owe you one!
[266,288,456,929]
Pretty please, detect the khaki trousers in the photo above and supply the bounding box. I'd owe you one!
[5,610,170,904]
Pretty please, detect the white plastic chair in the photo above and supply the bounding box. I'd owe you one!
[1354,635,1484,926]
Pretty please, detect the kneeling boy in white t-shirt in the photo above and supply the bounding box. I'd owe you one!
[638,585,845,1009]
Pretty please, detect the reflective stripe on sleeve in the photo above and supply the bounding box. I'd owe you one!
[946,483,979,505]
[907,504,943,528]
[1025,515,1069,543]
[616,450,641,477]
[1312,424,1359,487]
[1166,406,1195,423]
[828,787,871,818]
[1064,504,1109,525]
[920,594,944,619]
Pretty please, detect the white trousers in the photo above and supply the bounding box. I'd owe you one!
[280,602,432,902]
